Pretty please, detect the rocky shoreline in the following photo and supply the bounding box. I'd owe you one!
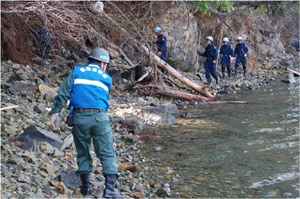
[1,53,297,198]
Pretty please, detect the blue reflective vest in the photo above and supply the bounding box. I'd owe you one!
[70,63,112,111]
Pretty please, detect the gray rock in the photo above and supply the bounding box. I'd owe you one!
[17,125,63,151]
[34,104,47,113]
[32,57,43,65]
[1,93,11,102]
[60,169,82,189]
[33,176,46,184]
[162,103,180,115]
[29,192,45,198]
[8,83,36,95]
[183,112,194,118]
[155,146,161,151]
[7,156,25,164]
[53,148,64,157]
[9,73,27,82]
[172,177,179,183]
[120,115,145,134]
[156,188,170,197]
[22,151,36,162]
[17,174,31,183]
[122,135,138,143]
[141,105,177,126]
[41,75,52,86]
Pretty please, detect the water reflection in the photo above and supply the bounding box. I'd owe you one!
[140,81,299,198]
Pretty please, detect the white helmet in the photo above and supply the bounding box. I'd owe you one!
[155,27,162,33]
[223,37,229,43]
[206,36,214,42]
[236,36,242,41]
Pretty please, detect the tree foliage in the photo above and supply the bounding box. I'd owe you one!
[193,0,234,16]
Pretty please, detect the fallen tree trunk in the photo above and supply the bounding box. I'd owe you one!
[136,84,247,104]
[141,45,214,98]
[100,11,214,98]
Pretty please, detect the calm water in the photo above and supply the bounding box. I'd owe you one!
[140,81,299,198]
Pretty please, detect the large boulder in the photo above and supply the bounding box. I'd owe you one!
[8,83,36,95]
[141,103,179,126]
[155,3,199,72]
[16,125,63,151]
[119,115,145,134]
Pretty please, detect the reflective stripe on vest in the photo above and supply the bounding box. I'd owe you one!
[74,79,109,92]
[70,63,112,110]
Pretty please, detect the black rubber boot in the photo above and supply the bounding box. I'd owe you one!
[80,174,92,196]
[216,79,219,85]
[205,79,211,85]
[103,174,124,198]
[222,73,225,78]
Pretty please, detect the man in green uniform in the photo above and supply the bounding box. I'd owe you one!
[49,47,124,198]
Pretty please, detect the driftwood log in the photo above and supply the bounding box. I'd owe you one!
[141,45,214,98]
[136,84,247,104]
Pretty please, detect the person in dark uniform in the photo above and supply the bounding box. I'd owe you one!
[154,27,168,74]
[155,27,167,62]
[219,37,234,78]
[37,28,52,59]
[198,36,219,85]
[234,36,249,76]
[49,48,124,198]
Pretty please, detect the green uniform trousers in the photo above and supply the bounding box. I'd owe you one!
[72,111,119,176]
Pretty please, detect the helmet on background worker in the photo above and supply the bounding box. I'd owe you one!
[154,27,162,33]
[206,36,214,42]
[223,37,229,43]
[236,36,243,43]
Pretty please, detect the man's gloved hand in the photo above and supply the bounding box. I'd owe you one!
[157,51,162,57]
[230,57,234,63]
[213,60,217,64]
[244,54,247,58]
[50,113,60,131]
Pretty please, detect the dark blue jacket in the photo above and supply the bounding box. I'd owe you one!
[199,44,218,60]
[234,43,248,57]
[156,34,167,52]
[220,44,234,57]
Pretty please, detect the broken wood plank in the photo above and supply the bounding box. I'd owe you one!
[137,70,150,82]
[287,68,300,76]
[0,105,19,111]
